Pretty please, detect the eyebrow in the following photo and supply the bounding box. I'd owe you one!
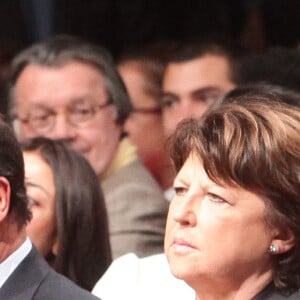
[160,91,179,99]
[21,95,93,108]
[18,102,52,111]
[190,86,223,97]
[173,176,189,187]
[26,181,52,197]
[161,86,223,99]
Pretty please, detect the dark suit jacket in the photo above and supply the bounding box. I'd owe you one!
[253,283,299,299]
[0,247,100,300]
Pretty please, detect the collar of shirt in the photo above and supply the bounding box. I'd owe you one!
[164,187,175,202]
[0,237,32,288]
[102,137,138,179]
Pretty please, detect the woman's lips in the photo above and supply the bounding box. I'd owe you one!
[171,238,197,254]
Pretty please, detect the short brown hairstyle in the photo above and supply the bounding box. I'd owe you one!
[169,94,300,290]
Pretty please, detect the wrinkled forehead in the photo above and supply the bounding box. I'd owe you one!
[13,62,108,110]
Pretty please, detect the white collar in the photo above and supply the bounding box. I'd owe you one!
[0,237,32,288]
[164,187,175,202]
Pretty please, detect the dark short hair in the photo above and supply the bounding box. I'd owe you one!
[117,42,170,103]
[8,34,133,125]
[165,38,244,84]
[21,137,112,291]
[220,84,300,108]
[0,116,31,227]
[169,94,300,290]
[237,47,300,94]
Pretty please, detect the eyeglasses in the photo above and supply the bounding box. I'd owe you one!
[131,106,162,115]
[13,100,112,134]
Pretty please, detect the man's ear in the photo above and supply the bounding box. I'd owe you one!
[0,176,11,223]
[271,225,295,254]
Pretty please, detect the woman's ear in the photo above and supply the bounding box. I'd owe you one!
[271,225,295,254]
[0,176,11,223]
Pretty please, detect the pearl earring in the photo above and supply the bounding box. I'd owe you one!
[268,245,278,254]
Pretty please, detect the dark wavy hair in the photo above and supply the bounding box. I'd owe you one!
[0,116,31,227]
[21,137,112,291]
[168,92,300,290]
[117,42,169,103]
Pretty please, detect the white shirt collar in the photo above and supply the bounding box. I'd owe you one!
[0,237,32,288]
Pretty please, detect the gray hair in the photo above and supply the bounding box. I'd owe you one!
[8,35,132,125]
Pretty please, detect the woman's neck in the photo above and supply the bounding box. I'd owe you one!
[193,271,273,300]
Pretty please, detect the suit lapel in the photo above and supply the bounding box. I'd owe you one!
[0,247,51,300]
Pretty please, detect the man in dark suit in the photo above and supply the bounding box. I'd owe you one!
[0,117,99,299]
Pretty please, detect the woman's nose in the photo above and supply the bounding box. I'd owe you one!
[172,193,199,227]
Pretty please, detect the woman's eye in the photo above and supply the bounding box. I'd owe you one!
[174,186,187,196]
[28,196,39,208]
[207,193,226,203]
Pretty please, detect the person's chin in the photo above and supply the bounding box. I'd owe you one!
[168,260,193,281]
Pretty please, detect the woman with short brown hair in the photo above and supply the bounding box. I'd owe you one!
[165,90,300,299]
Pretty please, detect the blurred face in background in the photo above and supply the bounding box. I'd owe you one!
[119,61,166,175]
[23,150,57,257]
[14,61,121,177]
[161,54,236,137]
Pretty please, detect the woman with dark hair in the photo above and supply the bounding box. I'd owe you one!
[21,137,112,291]
[165,91,300,299]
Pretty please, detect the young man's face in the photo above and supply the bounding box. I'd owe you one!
[14,61,121,177]
[161,54,236,137]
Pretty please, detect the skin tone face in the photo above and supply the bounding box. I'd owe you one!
[0,176,27,263]
[164,153,294,299]
[14,61,122,177]
[161,54,236,137]
[119,61,168,181]
[23,151,56,257]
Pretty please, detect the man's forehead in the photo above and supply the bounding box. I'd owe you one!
[162,54,234,94]
[164,54,231,79]
[14,62,108,107]
[16,96,96,110]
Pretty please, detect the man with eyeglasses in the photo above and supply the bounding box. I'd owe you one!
[8,35,169,260]
[117,44,175,196]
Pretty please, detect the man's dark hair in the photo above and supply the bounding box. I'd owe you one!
[166,37,245,84]
[220,84,300,108]
[8,34,133,125]
[117,42,173,102]
[237,47,300,94]
[0,116,31,227]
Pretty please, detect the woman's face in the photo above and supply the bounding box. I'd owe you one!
[23,151,57,257]
[165,153,276,288]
